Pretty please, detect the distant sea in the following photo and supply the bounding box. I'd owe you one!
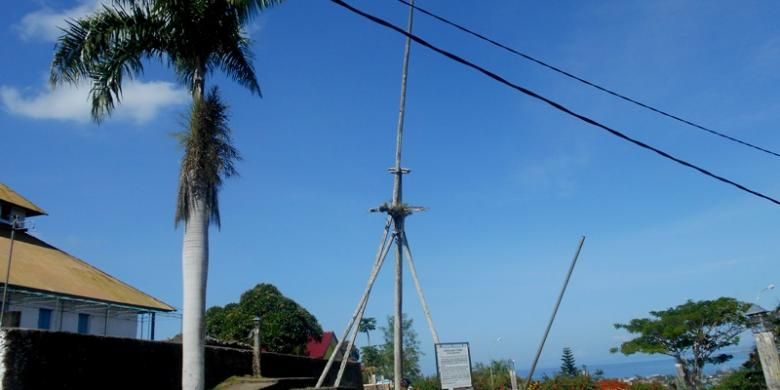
[517,351,751,380]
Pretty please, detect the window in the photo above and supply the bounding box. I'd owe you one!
[0,204,9,222]
[2,311,21,327]
[38,308,52,330]
[77,313,90,334]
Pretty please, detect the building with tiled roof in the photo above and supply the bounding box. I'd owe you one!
[0,182,174,338]
[306,331,359,362]
[306,331,339,360]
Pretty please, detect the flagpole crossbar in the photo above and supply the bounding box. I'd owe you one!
[369,203,425,218]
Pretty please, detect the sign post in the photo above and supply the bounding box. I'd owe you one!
[435,342,473,390]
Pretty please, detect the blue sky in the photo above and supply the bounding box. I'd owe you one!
[2,0,780,374]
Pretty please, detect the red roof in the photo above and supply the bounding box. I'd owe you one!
[597,380,629,390]
[306,331,336,359]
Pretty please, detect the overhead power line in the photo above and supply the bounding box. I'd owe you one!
[330,0,780,207]
[394,0,780,159]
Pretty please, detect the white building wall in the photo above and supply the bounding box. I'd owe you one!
[5,292,140,338]
[14,304,43,329]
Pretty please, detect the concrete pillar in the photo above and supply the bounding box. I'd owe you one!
[755,331,780,390]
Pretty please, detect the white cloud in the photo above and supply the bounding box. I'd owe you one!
[0,80,189,124]
[17,1,103,41]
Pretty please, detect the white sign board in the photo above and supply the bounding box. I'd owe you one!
[435,342,473,390]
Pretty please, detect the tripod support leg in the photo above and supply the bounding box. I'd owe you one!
[316,219,394,388]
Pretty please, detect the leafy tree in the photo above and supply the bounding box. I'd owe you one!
[472,360,513,390]
[377,314,423,381]
[713,367,765,390]
[526,359,596,390]
[611,297,750,390]
[360,345,382,383]
[536,373,596,390]
[50,1,284,388]
[560,347,578,377]
[359,317,377,346]
[205,283,323,355]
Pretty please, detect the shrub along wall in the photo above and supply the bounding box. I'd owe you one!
[0,329,360,390]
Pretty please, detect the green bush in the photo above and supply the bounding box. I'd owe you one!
[713,368,765,390]
[537,374,596,390]
[411,375,440,390]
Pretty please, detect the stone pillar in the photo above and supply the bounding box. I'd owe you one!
[755,331,780,390]
[252,316,261,377]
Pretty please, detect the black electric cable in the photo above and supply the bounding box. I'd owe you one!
[331,0,780,207]
[394,0,780,159]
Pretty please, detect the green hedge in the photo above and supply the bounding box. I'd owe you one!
[0,329,360,389]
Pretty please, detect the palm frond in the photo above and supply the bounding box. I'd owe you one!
[50,2,168,121]
[227,0,285,23]
[214,34,261,96]
[176,87,241,229]
[50,19,94,85]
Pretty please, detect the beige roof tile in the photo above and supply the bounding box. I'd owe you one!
[0,227,174,312]
[0,183,46,216]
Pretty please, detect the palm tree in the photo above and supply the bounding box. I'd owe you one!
[49,1,283,389]
[359,317,376,346]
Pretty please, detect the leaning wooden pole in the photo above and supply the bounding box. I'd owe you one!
[390,1,415,388]
[315,219,393,388]
[402,232,440,344]
[524,236,586,389]
[335,293,369,387]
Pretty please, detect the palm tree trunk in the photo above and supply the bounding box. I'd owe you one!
[182,197,209,390]
[182,63,209,390]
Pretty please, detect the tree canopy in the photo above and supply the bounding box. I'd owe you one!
[611,297,750,389]
[359,317,377,346]
[50,1,284,388]
[361,314,422,381]
[205,283,323,355]
[50,0,283,120]
[716,303,780,389]
[380,314,422,381]
[560,347,578,377]
[471,360,513,390]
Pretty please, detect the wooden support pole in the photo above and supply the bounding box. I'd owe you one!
[393,226,404,389]
[315,219,394,388]
[525,236,586,389]
[756,331,780,390]
[335,295,367,387]
[402,232,439,344]
[390,0,415,386]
